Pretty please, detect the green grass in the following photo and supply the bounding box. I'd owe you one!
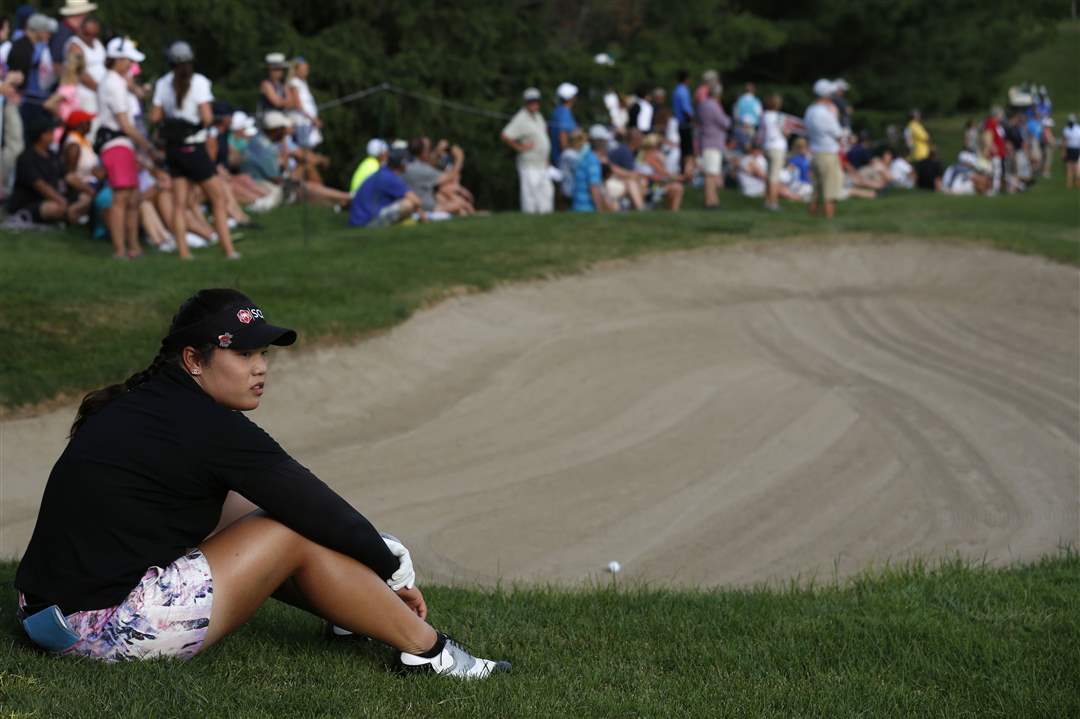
[2,178,1077,411]
[1,554,1076,718]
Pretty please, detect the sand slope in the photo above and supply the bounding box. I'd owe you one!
[2,241,1077,587]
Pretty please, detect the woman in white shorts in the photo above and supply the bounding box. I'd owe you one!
[15,289,509,678]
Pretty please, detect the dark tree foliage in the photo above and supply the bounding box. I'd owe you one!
[3,0,1062,208]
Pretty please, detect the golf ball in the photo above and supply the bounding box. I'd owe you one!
[607,560,622,573]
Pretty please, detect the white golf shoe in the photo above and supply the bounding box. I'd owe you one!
[397,634,511,679]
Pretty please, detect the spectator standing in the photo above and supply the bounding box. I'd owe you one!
[349,147,425,227]
[98,36,156,259]
[0,17,10,74]
[258,52,292,119]
[697,82,730,209]
[831,79,852,128]
[803,79,843,219]
[501,87,553,214]
[695,70,719,106]
[1064,114,1080,189]
[286,57,322,149]
[7,14,59,140]
[672,69,695,175]
[549,82,578,167]
[350,138,388,194]
[904,109,930,162]
[627,84,653,133]
[962,119,978,152]
[732,82,762,150]
[571,125,610,212]
[1,71,26,199]
[65,15,105,113]
[761,94,789,211]
[150,41,239,260]
[50,0,96,64]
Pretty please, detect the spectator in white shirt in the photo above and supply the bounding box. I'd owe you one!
[98,37,158,259]
[63,15,105,113]
[286,57,322,149]
[500,87,553,214]
[1063,114,1080,189]
[149,41,239,260]
[803,79,844,218]
[761,93,790,210]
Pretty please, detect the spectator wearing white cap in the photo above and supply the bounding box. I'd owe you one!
[803,79,843,219]
[501,87,553,214]
[831,79,851,128]
[571,124,613,212]
[258,52,294,119]
[350,138,388,194]
[150,41,239,260]
[549,81,578,167]
[7,13,59,138]
[97,36,158,259]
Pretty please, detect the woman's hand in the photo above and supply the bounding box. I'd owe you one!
[396,585,427,620]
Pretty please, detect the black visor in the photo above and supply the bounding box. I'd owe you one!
[163,302,297,351]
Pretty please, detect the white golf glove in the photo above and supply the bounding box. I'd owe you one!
[381,532,415,591]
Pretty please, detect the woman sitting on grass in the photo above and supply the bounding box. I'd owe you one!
[14,289,509,678]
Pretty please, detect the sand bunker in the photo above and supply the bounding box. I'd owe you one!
[2,240,1077,587]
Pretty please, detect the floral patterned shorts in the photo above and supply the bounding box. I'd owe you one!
[19,548,214,662]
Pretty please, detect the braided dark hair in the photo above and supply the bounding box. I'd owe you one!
[69,288,251,437]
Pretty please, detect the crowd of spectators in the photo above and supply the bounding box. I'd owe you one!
[0,1,356,258]
[498,70,1073,219]
[1,3,1075,249]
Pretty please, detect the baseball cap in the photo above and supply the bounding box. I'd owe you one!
[230,111,257,137]
[588,124,612,142]
[26,14,59,33]
[366,138,389,157]
[64,109,95,129]
[813,78,835,97]
[106,37,146,63]
[166,40,194,64]
[387,147,409,169]
[163,299,297,352]
[263,111,291,130]
[556,82,578,101]
[523,87,541,102]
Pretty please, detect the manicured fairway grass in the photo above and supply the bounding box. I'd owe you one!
[2,178,1077,411]
[0,554,1077,718]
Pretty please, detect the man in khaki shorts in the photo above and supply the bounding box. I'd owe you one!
[803,79,844,218]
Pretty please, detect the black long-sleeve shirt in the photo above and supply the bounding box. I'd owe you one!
[16,364,398,614]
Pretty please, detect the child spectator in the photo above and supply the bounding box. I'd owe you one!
[572,125,610,212]
[60,108,99,202]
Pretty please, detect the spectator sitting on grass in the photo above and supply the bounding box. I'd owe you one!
[8,115,89,225]
[349,147,426,227]
[888,150,915,189]
[636,132,685,211]
[404,136,472,217]
[603,127,646,211]
[571,124,611,212]
[915,146,944,192]
[350,138,388,194]
[60,109,100,207]
[785,136,812,200]
[428,138,476,215]
[737,143,768,198]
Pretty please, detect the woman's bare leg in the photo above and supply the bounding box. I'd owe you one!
[198,513,437,654]
[171,177,192,259]
[199,175,238,257]
[106,188,129,258]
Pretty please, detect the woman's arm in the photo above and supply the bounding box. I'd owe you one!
[260,79,289,109]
